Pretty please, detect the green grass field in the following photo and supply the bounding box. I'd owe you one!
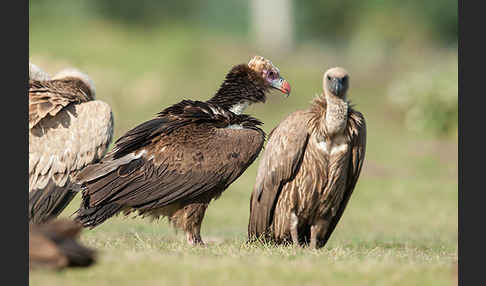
[29,18,457,286]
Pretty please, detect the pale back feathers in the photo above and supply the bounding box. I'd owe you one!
[28,64,114,223]
[29,100,114,190]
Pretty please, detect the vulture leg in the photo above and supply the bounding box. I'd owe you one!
[171,202,209,246]
[290,212,300,246]
[310,219,330,249]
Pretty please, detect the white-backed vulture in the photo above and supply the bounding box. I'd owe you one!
[73,56,291,245]
[248,67,366,249]
[29,64,114,224]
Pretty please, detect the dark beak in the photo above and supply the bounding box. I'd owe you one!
[270,77,291,97]
[332,78,345,96]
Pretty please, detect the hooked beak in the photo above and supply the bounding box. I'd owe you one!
[270,77,291,97]
[331,78,346,97]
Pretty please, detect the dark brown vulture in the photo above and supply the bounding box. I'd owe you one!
[29,64,114,224]
[29,219,96,270]
[248,67,366,249]
[73,56,291,245]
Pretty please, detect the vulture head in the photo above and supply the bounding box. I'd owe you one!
[52,68,96,100]
[323,67,349,99]
[209,55,291,114]
[29,62,50,81]
[248,55,291,96]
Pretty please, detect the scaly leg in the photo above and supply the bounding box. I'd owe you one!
[290,212,300,246]
[171,202,208,246]
[186,225,204,246]
[310,219,330,249]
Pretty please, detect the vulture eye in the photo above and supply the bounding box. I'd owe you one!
[327,75,331,80]
[268,70,276,80]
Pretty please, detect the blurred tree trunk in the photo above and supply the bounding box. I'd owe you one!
[251,0,294,54]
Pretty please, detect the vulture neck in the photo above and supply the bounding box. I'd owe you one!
[324,92,348,136]
[206,65,267,115]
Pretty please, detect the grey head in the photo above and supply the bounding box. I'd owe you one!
[323,67,349,99]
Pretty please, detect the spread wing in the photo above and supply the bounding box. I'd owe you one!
[29,100,114,224]
[74,111,265,228]
[320,109,366,245]
[29,79,91,129]
[248,110,312,240]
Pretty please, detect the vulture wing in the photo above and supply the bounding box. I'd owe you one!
[320,109,366,245]
[75,103,265,227]
[29,79,92,129]
[248,110,312,240]
[29,99,114,224]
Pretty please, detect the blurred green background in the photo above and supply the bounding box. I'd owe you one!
[29,1,457,285]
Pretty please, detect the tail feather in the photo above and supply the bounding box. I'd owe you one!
[248,191,275,243]
[29,179,78,224]
[75,201,123,228]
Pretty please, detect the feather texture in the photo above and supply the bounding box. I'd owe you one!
[29,70,114,224]
[248,68,366,249]
[73,56,288,245]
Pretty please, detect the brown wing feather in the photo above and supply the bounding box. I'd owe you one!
[75,116,265,228]
[248,110,312,240]
[29,79,92,129]
[320,109,367,245]
[29,100,114,223]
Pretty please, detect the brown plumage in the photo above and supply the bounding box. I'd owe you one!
[74,56,291,245]
[248,67,366,249]
[29,219,96,270]
[29,64,114,224]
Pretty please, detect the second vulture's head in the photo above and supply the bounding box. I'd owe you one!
[323,67,349,99]
[210,55,291,114]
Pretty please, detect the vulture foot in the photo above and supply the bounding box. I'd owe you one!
[310,219,330,249]
[290,212,300,246]
[186,232,205,246]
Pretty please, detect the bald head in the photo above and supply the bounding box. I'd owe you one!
[247,55,290,96]
[323,67,349,99]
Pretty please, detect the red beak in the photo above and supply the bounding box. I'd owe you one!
[280,79,291,96]
[272,77,291,97]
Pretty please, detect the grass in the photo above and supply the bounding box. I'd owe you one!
[29,17,457,286]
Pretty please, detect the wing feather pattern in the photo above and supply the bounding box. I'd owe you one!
[320,109,366,245]
[248,110,312,240]
[29,79,92,129]
[29,99,114,224]
[75,102,264,228]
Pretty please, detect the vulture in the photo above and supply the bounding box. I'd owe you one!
[73,56,291,245]
[248,67,366,249]
[29,63,114,224]
[29,219,96,270]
